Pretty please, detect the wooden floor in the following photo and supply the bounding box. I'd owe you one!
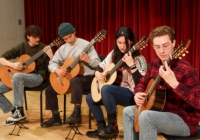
[0,90,166,140]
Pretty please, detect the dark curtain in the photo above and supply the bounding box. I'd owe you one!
[24,0,200,77]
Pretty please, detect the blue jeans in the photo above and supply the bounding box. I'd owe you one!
[0,73,43,113]
[86,85,135,121]
[123,106,191,140]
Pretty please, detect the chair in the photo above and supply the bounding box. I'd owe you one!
[162,125,200,140]
[24,79,50,123]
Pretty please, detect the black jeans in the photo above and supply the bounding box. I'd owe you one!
[45,75,94,110]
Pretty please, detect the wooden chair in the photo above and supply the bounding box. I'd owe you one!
[162,125,200,140]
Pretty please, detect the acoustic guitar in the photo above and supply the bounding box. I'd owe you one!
[91,36,149,102]
[0,37,64,88]
[134,39,191,132]
[49,30,107,95]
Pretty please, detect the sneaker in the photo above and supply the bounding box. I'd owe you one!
[2,120,14,126]
[7,109,26,122]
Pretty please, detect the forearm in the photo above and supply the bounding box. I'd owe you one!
[0,57,13,67]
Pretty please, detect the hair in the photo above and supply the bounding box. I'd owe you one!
[112,26,140,66]
[24,25,42,41]
[149,25,175,44]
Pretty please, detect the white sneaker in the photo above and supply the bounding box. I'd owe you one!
[2,120,14,126]
[7,109,26,122]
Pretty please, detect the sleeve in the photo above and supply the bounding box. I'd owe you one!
[48,46,65,72]
[173,68,200,110]
[87,46,101,68]
[98,50,113,71]
[1,43,24,59]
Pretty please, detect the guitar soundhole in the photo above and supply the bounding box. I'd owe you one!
[105,74,110,82]
[67,67,72,72]
[22,63,27,69]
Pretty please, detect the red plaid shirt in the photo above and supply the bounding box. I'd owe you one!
[135,58,200,134]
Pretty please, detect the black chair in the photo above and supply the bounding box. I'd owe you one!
[24,79,50,123]
[162,125,200,140]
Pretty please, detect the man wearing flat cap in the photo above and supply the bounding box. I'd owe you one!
[41,22,101,127]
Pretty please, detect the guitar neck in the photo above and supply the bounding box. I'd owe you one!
[25,43,55,66]
[68,39,95,69]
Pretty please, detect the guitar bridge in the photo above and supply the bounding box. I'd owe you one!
[96,80,100,93]
[7,69,13,77]
[56,77,63,86]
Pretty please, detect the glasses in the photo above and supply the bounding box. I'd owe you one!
[153,42,172,51]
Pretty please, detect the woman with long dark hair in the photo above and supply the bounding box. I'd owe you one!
[86,26,147,139]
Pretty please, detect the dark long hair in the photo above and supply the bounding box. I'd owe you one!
[112,26,140,67]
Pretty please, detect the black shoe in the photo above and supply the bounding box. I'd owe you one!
[86,130,100,138]
[41,113,62,128]
[65,107,81,124]
[86,122,106,138]
[99,119,119,138]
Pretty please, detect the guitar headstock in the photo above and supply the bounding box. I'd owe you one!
[130,36,148,52]
[171,39,191,60]
[51,37,64,47]
[93,30,107,42]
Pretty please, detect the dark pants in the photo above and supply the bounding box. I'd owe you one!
[86,84,135,121]
[45,75,94,110]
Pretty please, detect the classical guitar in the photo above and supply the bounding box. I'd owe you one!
[134,39,191,132]
[91,36,149,102]
[50,30,107,95]
[0,37,64,88]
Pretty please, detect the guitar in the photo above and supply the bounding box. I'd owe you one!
[91,36,149,102]
[49,30,107,95]
[0,37,64,88]
[134,39,191,132]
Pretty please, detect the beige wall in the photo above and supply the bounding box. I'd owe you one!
[0,0,24,55]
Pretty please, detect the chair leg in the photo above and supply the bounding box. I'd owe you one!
[63,94,66,123]
[89,109,91,129]
[40,91,43,123]
[24,91,28,110]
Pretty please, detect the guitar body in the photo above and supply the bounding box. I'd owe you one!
[91,63,118,102]
[134,79,166,132]
[0,54,35,88]
[50,57,84,95]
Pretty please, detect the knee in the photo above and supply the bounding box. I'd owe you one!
[70,77,80,85]
[123,106,133,117]
[139,110,151,122]
[86,93,93,105]
[101,85,110,96]
[12,73,22,81]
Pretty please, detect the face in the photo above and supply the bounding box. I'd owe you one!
[116,36,131,53]
[152,35,176,63]
[27,36,40,46]
[62,32,77,45]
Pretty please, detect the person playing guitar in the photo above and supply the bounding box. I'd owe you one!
[86,26,147,139]
[0,25,53,125]
[123,25,200,140]
[41,22,101,127]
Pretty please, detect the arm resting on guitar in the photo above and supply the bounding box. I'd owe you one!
[0,57,14,67]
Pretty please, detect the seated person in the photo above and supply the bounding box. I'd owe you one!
[86,26,147,138]
[123,25,200,140]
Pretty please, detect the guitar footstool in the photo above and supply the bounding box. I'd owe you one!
[65,121,82,140]
[9,118,28,136]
